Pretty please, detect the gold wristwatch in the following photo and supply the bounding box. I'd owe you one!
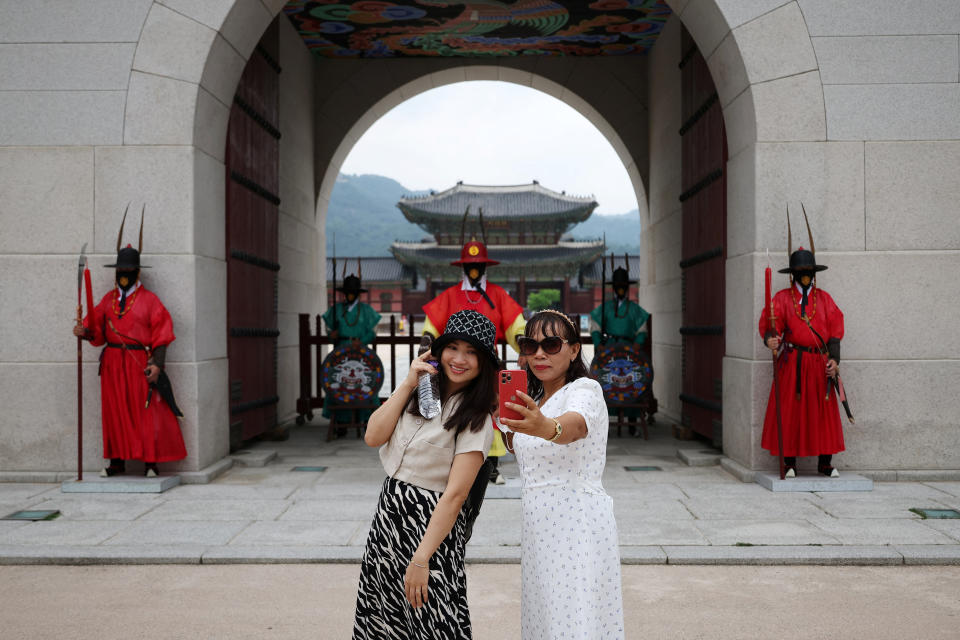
[547,418,562,443]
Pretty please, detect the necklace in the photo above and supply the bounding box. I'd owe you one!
[341,302,359,327]
[112,288,139,318]
[463,288,483,305]
[792,285,816,321]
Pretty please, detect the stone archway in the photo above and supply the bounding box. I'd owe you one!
[121,0,826,474]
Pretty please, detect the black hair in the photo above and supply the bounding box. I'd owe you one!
[407,341,499,435]
[523,311,589,402]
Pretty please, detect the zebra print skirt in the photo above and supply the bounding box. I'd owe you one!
[353,476,472,640]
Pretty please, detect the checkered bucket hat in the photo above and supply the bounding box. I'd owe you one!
[431,310,499,367]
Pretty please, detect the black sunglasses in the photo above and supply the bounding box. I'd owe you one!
[517,336,569,356]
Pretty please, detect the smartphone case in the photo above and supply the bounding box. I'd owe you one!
[498,369,527,422]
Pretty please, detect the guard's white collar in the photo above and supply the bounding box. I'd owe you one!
[461,274,488,292]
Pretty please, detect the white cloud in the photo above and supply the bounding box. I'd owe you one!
[339,81,639,214]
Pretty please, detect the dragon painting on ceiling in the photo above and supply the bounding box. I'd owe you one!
[283,0,672,57]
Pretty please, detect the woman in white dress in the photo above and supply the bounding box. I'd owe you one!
[500,309,624,640]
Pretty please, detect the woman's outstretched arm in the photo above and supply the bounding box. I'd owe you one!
[364,350,436,448]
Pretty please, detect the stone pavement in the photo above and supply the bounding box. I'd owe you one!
[2,421,960,566]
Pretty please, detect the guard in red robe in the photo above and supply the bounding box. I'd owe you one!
[74,219,186,478]
[759,246,844,477]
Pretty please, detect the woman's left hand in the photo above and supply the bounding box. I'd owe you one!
[404,561,429,609]
[499,390,553,439]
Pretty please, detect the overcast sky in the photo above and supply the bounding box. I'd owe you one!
[339,81,639,215]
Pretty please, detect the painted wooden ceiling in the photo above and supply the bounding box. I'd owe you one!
[283,0,672,57]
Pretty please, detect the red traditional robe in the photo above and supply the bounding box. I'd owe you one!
[758,286,845,456]
[84,286,187,462]
[423,281,524,343]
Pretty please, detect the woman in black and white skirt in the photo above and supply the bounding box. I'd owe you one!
[353,310,499,639]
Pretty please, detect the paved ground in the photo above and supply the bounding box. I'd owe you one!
[2,421,960,565]
[2,564,960,639]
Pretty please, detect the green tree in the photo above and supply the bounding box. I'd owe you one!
[526,289,561,311]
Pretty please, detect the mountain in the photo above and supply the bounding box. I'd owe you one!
[567,210,642,254]
[325,174,430,257]
[326,173,642,256]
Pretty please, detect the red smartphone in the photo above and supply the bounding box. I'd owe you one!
[498,369,528,422]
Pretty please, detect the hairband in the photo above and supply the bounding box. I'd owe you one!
[534,309,578,334]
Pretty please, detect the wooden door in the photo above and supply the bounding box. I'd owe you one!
[225,20,282,446]
[678,27,726,444]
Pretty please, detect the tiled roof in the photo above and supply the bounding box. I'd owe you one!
[325,257,415,283]
[398,182,597,218]
[390,241,604,265]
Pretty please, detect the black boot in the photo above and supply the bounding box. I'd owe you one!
[100,458,125,477]
[818,454,839,477]
[784,456,797,478]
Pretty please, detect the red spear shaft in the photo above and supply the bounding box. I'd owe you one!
[766,255,786,480]
[76,245,89,481]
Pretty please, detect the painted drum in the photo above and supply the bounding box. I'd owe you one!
[321,344,384,405]
[590,343,653,406]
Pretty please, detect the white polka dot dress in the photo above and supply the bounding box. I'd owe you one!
[513,377,624,640]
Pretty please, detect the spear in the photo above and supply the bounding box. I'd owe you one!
[331,233,338,333]
[766,247,786,480]
[600,235,607,344]
[75,244,88,481]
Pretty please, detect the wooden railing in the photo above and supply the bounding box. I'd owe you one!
[296,312,656,438]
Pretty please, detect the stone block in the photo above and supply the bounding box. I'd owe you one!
[193,151,227,260]
[798,0,960,36]
[617,519,708,546]
[835,360,960,471]
[814,35,959,85]
[228,520,362,546]
[0,91,124,146]
[0,521,127,546]
[707,32,749,108]
[684,494,829,519]
[94,145,196,255]
[0,147,94,254]
[0,544,207,565]
[755,472,873,492]
[123,72,198,146]
[201,545,365,563]
[193,256,228,361]
[193,87,230,163]
[652,344,681,419]
[220,0,273,59]
[825,253,960,361]
[725,144,757,258]
[662,544,903,565]
[230,449,278,467]
[0,362,104,471]
[677,448,723,466]
[753,71,826,143]
[61,475,181,494]
[0,0,151,43]
[824,84,960,141]
[192,358,230,470]
[133,3,216,84]
[104,520,250,546]
[865,141,960,251]
[723,253,759,360]
[140,499,287,521]
[680,0,731,57]
[715,0,795,30]
[751,142,866,252]
[201,33,247,109]
[811,517,955,545]
[722,87,758,159]
[721,357,768,470]
[157,0,235,35]
[897,545,960,565]
[694,519,841,545]
[26,496,160,521]
[0,44,136,91]
[731,2,817,85]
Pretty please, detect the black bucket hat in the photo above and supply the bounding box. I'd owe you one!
[431,310,499,367]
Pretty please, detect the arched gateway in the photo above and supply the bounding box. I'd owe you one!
[2,1,957,480]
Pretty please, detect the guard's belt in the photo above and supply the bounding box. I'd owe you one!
[784,342,826,399]
[106,342,147,351]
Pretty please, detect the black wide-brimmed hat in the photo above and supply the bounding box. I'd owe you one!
[610,266,635,287]
[778,247,827,274]
[431,310,499,367]
[336,275,367,294]
[105,245,150,269]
